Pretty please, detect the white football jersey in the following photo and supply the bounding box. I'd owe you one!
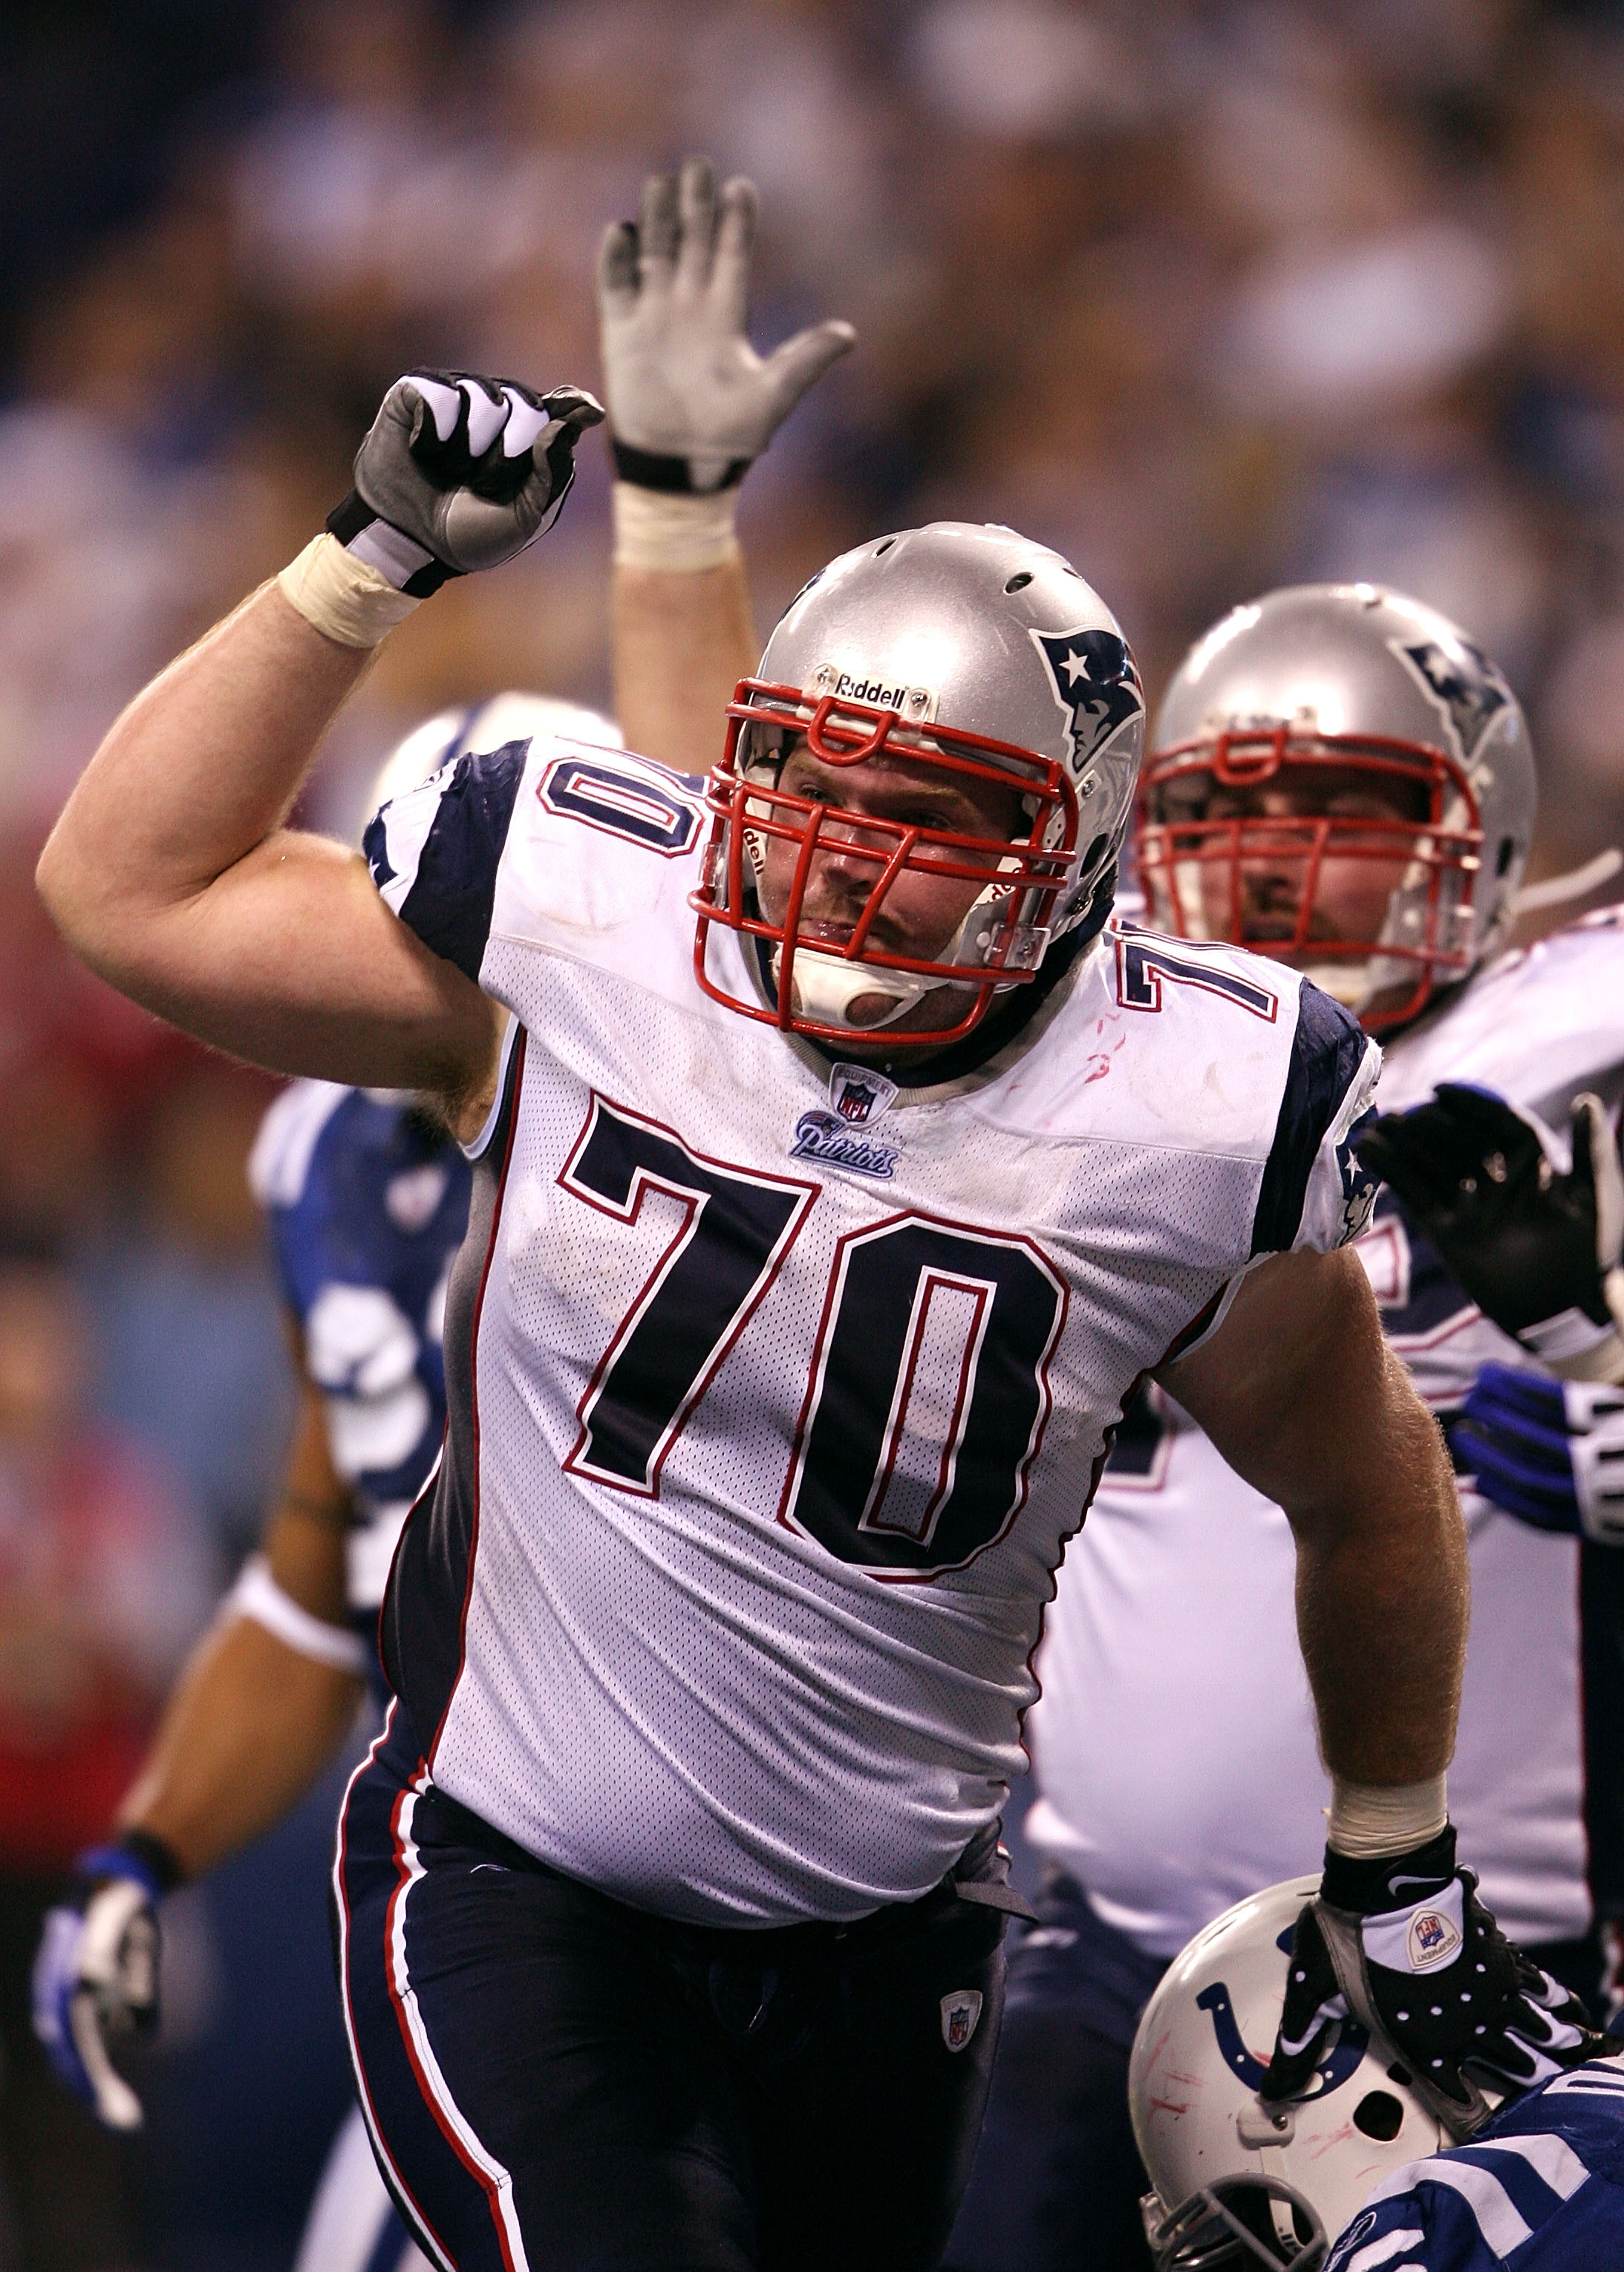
[364,731,1377,1927]
[1027,908,1624,1957]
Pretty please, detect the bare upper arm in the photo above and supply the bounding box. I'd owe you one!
[1157,1246,1405,1521]
[52,822,501,1122]
[36,580,500,1117]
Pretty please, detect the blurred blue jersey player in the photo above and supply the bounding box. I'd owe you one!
[30,695,610,2272]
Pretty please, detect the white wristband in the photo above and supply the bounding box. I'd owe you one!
[225,1554,370,1676]
[1326,1773,1449,1861]
[277,533,423,650]
[612,482,741,572]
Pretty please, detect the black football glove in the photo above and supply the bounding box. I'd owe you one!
[1357,1083,1624,1375]
[1262,1827,1608,2139]
[327,370,604,595]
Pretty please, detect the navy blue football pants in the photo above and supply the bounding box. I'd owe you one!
[942,1870,1166,2272]
[335,1705,1008,2271]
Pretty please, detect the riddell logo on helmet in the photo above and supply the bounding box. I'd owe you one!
[809,664,937,721]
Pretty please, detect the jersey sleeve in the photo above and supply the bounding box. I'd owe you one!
[1250,979,1382,1260]
[363,737,531,985]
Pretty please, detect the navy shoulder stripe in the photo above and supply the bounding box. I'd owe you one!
[1250,979,1369,1258]
[364,738,528,985]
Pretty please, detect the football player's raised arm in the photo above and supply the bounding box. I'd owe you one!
[599,160,853,769]
[38,373,601,1111]
[1159,1244,1468,1789]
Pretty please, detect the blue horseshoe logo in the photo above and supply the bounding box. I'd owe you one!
[1198,1930,1370,2100]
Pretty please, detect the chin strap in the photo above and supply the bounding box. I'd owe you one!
[771,944,930,1031]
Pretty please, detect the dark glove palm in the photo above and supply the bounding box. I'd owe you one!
[1263,1830,1606,2138]
[1356,1083,1620,1354]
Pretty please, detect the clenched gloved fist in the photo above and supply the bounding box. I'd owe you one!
[1357,1083,1624,1378]
[1262,1828,1608,2139]
[597,154,855,494]
[32,1835,180,2130]
[327,371,604,595]
[1454,1362,1624,1541]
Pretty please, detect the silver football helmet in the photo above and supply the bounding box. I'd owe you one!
[1129,1876,1459,2271]
[1138,584,1536,1033]
[690,521,1145,1048]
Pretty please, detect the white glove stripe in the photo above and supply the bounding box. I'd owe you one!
[500,394,550,459]
[410,376,463,443]
[460,382,508,458]
[68,1989,144,2130]
[76,1878,151,1988]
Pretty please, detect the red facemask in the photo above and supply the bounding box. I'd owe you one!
[691,677,1078,1048]
[1135,725,1483,1033]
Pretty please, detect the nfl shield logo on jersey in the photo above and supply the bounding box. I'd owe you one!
[827,1062,898,1125]
[941,1989,984,2053]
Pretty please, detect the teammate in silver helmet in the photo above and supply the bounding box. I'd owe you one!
[36,145,1590,2253]
[947,584,1620,2272]
[1138,583,1535,1034]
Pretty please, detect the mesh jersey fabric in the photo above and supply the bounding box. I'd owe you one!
[1026,907,1624,1955]
[365,733,1377,1925]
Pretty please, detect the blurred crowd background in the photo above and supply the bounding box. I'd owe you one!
[5,0,1624,2263]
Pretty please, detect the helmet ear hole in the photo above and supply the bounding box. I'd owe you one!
[1353,2089,1405,2142]
[1496,836,1516,877]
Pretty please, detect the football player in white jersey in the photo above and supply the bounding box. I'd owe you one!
[29,161,848,2272]
[33,173,1607,2259]
[947,585,1624,2272]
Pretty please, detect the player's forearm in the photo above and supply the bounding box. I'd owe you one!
[116,1614,363,1881]
[38,583,371,969]
[1289,1355,1467,1785]
[611,553,757,771]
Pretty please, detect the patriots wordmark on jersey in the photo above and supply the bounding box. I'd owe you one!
[1326,2054,1624,2271]
[356,728,1377,1927]
[1025,905,1624,1963]
[248,1083,472,1668]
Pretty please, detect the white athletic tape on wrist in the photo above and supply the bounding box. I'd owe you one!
[277,533,422,650]
[225,1554,371,1676]
[612,482,741,572]
[1326,1774,1449,1860]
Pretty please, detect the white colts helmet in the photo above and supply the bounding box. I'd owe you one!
[691,520,1145,1050]
[1129,1877,1457,2271]
[367,691,622,817]
[1138,584,1536,1034]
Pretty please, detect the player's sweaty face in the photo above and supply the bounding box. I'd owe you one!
[1173,762,1429,954]
[757,742,1025,1033]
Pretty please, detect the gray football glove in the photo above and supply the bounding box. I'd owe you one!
[597,155,855,494]
[327,371,604,595]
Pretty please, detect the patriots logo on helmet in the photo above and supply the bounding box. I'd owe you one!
[1391,636,1511,763]
[1031,628,1144,774]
